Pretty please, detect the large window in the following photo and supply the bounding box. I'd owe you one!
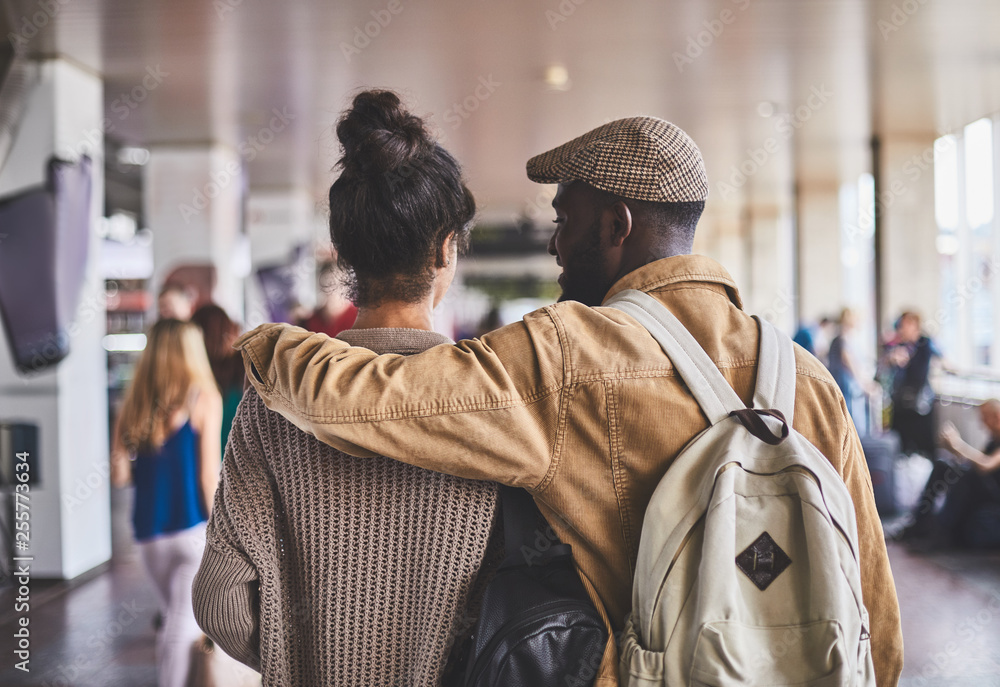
[839,172,877,371]
[934,116,1000,372]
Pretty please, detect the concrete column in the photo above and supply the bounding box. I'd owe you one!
[0,59,109,579]
[744,202,797,333]
[143,145,245,318]
[797,185,844,324]
[244,189,323,328]
[696,204,747,291]
[697,200,795,333]
[878,135,940,333]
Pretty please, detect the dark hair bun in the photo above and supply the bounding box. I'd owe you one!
[336,90,432,176]
[328,89,476,309]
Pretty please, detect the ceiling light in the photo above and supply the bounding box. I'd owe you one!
[117,146,150,166]
[936,234,959,255]
[545,65,571,91]
[103,333,147,352]
[756,101,776,118]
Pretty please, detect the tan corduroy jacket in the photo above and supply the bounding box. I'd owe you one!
[236,255,904,687]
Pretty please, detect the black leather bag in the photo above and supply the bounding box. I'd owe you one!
[462,486,608,687]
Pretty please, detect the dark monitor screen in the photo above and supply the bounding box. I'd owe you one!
[0,156,92,374]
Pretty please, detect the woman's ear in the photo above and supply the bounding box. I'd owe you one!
[437,232,458,267]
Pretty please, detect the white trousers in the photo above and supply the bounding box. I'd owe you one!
[137,522,207,687]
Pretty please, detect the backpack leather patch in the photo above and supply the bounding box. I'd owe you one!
[735,531,791,591]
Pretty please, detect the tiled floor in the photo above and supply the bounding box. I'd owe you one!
[2,495,1000,685]
[890,543,1000,686]
[0,489,157,687]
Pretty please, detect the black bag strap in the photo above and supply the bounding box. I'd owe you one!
[501,485,541,559]
[500,485,570,564]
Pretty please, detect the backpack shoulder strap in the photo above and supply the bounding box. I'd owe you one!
[605,289,745,424]
[751,315,797,425]
[500,485,552,561]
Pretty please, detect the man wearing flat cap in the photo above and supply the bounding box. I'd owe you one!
[235,117,903,686]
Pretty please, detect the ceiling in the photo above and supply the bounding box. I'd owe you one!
[4,0,1000,225]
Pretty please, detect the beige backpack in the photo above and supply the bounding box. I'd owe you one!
[606,290,875,687]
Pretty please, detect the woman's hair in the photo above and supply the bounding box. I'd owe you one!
[328,89,476,307]
[117,319,217,454]
[190,303,245,391]
[839,307,856,329]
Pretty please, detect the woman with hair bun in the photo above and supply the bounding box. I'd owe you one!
[193,90,499,686]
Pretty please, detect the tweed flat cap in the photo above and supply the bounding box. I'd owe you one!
[526,117,708,202]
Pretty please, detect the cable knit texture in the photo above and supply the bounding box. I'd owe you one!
[193,328,500,686]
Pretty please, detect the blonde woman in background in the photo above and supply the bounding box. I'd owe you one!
[112,318,222,687]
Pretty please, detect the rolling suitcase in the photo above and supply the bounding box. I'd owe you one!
[861,431,900,516]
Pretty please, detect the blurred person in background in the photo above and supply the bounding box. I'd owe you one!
[192,89,499,686]
[158,283,195,321]
[793,315,834,358]
[880,311,942,457]
[299,262,358,337]
[475,305,503,338]
[901,399,1000,548]
[190,303,246,451]
[827,308,876,434]
[813,316,837,364]
[794,316,836,363]
[286,298,313,327]
[793,320,817,356]
[112,319,222,687]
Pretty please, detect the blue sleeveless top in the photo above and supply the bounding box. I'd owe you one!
[132,420,208,541]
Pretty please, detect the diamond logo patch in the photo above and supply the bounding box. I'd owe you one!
[735,531,791,591]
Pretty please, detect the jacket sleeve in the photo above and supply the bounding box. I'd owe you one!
[234,309,565,490]
[192,419,262,671]
[840,408,904,686]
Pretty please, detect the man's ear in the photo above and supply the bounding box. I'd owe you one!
[609,201,633,247]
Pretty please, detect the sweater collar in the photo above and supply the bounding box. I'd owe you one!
[336,328,453,356]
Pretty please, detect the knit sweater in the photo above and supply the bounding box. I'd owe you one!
[192,328,500,686]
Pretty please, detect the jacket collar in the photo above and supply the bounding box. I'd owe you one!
[602,254,744,309]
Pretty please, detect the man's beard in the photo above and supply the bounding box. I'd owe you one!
[557,218,611,307]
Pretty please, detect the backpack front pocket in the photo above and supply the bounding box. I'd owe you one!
[689,620,848,686]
